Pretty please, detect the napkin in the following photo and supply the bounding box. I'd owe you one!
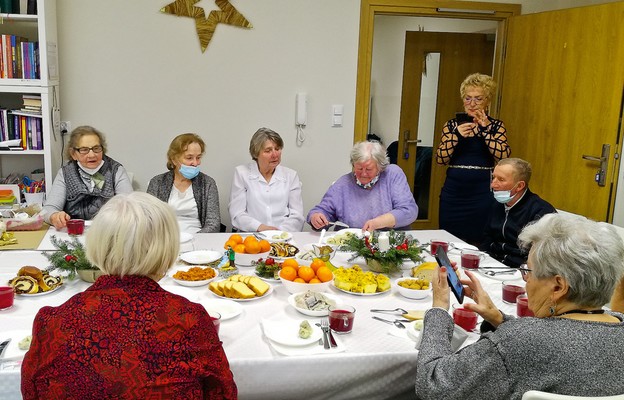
[388,321,470,352]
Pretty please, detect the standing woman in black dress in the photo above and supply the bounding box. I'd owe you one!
[437,73,510,245]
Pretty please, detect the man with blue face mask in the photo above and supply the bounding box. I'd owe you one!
[479,158,556,267]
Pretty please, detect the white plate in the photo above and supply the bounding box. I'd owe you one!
[179,250,222,265]
[262,319,323,347]
[17,283,63,297]
[169,266,219,287]
[323,229,363,247]
[180,232,194,244]
[254,271,281,283]
[331,283,390,296]
[199,298,243,320]
[261,230,292,242]
[210,284,274,302]
[287,292,339,317]
[0,330,32,361]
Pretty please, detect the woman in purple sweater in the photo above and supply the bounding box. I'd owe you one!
[307,141,418,231]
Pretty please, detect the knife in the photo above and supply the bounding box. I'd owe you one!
[327,328,337,348]
[0,339,11,358]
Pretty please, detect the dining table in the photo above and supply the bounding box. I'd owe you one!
[0,226,522,400]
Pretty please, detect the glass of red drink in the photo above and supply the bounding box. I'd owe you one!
[460,249,485,269]
[516,294,534,317]
[452,304,478,331]
[329,305,355,334]
[210,312,221,335]
[67,219,85,236]
[0,286,15,310]
[430,240,449,255]
[502,281,526,304]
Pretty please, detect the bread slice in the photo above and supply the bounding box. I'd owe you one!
[224,281,235,298]
[248,277,270,296]
[232,282,256,299]
[209,281,223,297]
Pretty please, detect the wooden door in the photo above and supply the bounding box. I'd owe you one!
[499,2,624,221]
[398,31,494,229]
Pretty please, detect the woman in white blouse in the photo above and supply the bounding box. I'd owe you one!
[229,128,304,232]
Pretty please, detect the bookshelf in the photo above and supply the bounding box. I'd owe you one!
[0,0,60,192]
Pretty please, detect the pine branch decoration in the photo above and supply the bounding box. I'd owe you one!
[44,235,97,280]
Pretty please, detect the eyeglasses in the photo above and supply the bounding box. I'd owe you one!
[463,96,485,105]
[518,264,532,281]
[73,145,103,155]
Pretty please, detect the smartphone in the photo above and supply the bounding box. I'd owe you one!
[435,246,465,303]
[455,112,474,125]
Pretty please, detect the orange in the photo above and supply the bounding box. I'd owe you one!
[245,240,261,254]
[233,244,246,254]
[297,266,315,283]
[316,266,333,282]
[259,239,271,253]
[223,240,237,250]
[243,235,258,248]
[280,266,297,281]
[229,234,243,245]
[310,258,325,273]
[293,278,306,283]
[309,278,322,284]
[282,258,299,270]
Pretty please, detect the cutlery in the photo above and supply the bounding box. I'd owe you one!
[317,229,327,245]
[372,316,406,329]
[482,269,517,276]
[323,318,337,348]
[326,221,350,229]
[253,232,267,240]
[318,321,330,349]
[371,308,408,315]
[371,308,425,321]
[0,339,10,358]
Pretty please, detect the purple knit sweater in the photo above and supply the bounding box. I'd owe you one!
[307,164,418,229]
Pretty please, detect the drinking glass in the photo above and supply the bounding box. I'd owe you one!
[329,305,355,334]
[0,286,14,310]
[502,281,526,304]
[516,294,534,317]
[67,219,85,236]
[452,304,478,331]
[460,249,485,269]
[209,311,221,335]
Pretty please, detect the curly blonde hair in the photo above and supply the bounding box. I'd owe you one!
[460,73,497,100]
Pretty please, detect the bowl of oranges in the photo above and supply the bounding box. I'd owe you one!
[223,234,271,267]
[279,258,334,294]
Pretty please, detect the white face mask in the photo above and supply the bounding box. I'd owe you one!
[78,160,104,175]
[492,182,520,204]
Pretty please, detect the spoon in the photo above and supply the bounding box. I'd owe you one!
[318,229,327,245]
[372,316,406,329]
[482,269,517,276]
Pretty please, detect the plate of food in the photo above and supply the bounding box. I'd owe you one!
[288,291,339,317]
[179,250,222,265]
[262,319,323,347]
[8,266,64,295]
[332,265,391,296]
[261,230,293,242]
[0,330,32,361]
[323,229,363,248]
[169,266,218,287]
[199,298,243,320]
[208,275,273,302]
[17,284,64,297]
[269,242,299,259]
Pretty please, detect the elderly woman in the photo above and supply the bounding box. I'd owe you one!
[229,127,304,232]
[308,141,418,231]
[437,73,510,245]
[147,133,221,233]
[22,192,237,399]
[43,125,133,229]
[415,213,624,399]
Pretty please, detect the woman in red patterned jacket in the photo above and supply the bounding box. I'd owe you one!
[21,192,237,400]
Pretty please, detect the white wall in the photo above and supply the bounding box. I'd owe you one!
[56,0,360,229]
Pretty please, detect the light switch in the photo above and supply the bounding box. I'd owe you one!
[332,115,343,127]
[332,104,344,115]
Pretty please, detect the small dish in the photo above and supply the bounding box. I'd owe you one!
[262,319,323,347]
[179,250,222,265]
[395,277,431,300]
[287,291,339,317]
[169,266,218,287]
[199,298,243,320]
[261,230,293,243]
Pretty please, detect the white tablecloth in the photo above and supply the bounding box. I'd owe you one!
[0,228,520,399]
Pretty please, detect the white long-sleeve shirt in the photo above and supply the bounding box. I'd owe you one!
[228,162,304,232]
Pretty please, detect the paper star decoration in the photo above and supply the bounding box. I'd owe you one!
[160,0,253,52]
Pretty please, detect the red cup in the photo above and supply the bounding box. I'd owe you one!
[430,240,449,255]
[67,219,85,236]
[0,286,15,310]
[329,305,355,334]
[502,281,526,304]
[516,294,534,317]
[460,250,485,269]
[453,305,478,331]
[210,312,221,335]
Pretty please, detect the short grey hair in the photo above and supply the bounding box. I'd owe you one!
[249,128,284,160]
[350,141,390,171]
[497,158,532,185]
[86,192,180,278]
[518,213,624,307]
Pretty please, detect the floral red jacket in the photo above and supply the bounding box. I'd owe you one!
[21,275,237,400]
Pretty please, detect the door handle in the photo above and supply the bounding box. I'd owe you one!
[581,144,610,187]
[402,130,421,160]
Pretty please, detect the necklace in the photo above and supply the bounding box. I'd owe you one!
[556,309,605,317]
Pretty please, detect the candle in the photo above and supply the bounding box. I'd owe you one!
[378,233,390,252]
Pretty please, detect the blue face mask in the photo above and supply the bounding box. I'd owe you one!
[179,164,200,180]
[492,182,520,204]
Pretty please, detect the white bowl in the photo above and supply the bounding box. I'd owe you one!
[179,250,222,265]
[169,266,219,287]
[295,243,336,266]
[395,277,432,300]
[261,230,293,242]
[234,250,271,267]
[287,291,340,317]
[280,276,333,294]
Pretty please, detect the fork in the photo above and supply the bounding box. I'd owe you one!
[320,319,330,349]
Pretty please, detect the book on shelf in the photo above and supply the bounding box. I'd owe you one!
[0,35,39,79]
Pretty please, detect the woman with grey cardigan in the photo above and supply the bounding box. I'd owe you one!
[147,133,221,233]
[415,213,624,399]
